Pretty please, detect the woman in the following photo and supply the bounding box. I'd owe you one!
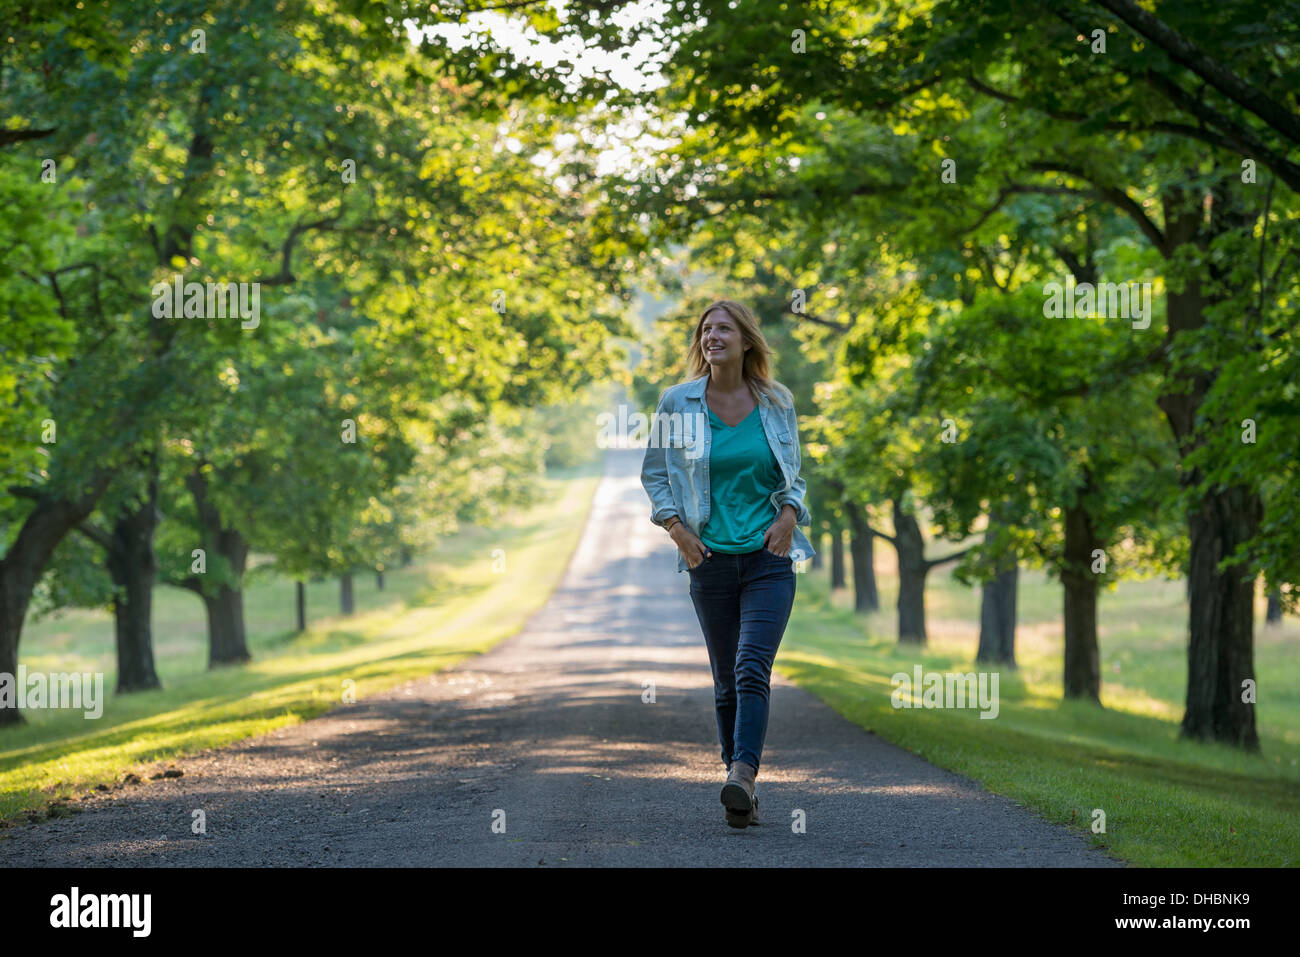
[639,299,816,830]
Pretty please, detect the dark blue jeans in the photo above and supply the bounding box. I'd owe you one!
[686,546,796,774]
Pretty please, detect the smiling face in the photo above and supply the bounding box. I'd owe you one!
[700,307,750,368]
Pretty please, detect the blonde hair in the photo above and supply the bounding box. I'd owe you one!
[685,299,794,410]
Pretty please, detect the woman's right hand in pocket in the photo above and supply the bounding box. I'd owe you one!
[669,523,712,568]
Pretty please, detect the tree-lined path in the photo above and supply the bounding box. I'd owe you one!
[1,450,1121,867]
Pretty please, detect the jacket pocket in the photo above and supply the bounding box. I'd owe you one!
[773,429,795,477]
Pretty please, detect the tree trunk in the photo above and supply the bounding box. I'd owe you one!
[977,564,1018,667]
[844,501,879,612]
[0,472,113,726]
[1265,587,1282,625]
[202,585,249,667]
[893,500,929,644]
[829,522,845,589]
[809,528,823,570]
[340,573,355,615]
[400,546,413,568]
[1179,484,1261,748]
[977,561,1019,665]
[375,569,384,591]
[186,467,251,667]
[1156,180,1261,751]
[105,476,163,693]
[296,580,307,633]
[1061,492,1100,703]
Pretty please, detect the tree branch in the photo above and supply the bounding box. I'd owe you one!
[959,183,1097,236]
[969,60,1300,194]
[1093,0,1300,146]
[925,544,975,569]
[1027,161,1168,254]
[1053,244,1093,285]
[160,574,204,594]
[966,72,1206,139]
[784,306,852,332]
[0,127,56,148]
[255,216,344,286]
[1251,173,1276,331]
[1138,68,1300,195]
[74,521,112,552]
[865,524,896,545]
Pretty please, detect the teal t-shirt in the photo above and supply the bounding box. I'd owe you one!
[699,405,783,553]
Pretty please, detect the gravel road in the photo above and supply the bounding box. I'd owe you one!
[0,449,1125,867]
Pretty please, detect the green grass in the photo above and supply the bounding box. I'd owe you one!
[779,546,1300,866]
[0,460,604,827]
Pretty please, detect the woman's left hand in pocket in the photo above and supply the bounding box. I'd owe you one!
[762,513,796,557]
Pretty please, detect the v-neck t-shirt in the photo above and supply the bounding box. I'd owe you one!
[699,404,783,553]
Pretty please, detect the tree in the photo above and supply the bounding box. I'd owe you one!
[1,0,635,721]
[435,0,1298,747]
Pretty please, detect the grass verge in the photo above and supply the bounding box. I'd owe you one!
[778,553,1300,867]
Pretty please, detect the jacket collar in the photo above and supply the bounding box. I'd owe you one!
[685,373,770,406]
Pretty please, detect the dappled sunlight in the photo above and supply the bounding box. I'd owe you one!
[1097,685,1184,722]
[781,545,1300,864]
[865,782,969,798]
[2,469,606,823]
[775,648,849,671]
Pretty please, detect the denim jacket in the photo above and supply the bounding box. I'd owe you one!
[639,374,817,573]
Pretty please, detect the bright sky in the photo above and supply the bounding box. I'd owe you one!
[408,0,672,94]
[405,0,677,180]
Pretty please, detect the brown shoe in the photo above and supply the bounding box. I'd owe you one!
[725,792,759,828]
[721,761,757,828]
